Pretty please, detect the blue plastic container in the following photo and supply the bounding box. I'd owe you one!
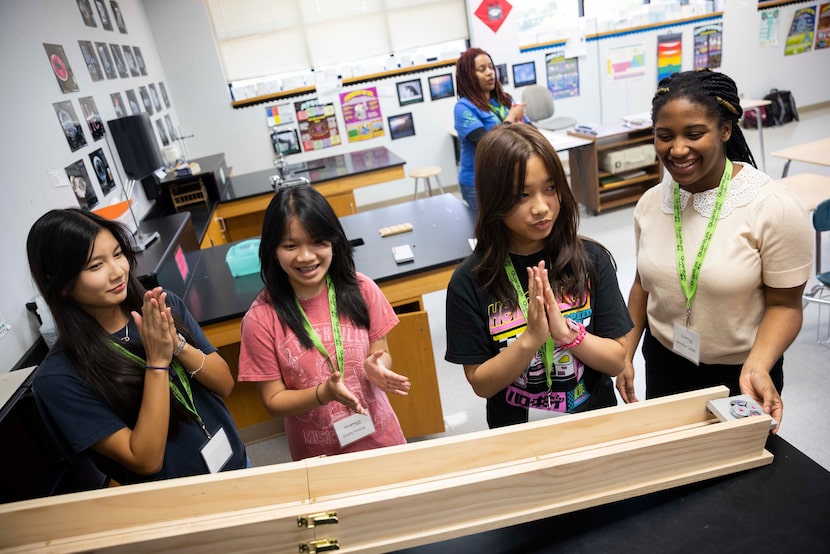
[225,239,261,277]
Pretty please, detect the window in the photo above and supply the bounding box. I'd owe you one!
[206,0,469,101]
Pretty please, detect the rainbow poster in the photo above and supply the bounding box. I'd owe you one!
[657,33,682,85]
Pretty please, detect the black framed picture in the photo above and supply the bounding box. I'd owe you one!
[388,113,415,140]
[512,61,537,87]
[396,78,424,106]
[271,128,300,155]
[428,74,455,100]
[496,63,509,85]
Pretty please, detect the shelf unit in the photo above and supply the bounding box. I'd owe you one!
[568,123,662,214]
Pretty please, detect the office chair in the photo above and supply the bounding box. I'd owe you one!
[802,197,830,342]
[521,85,577,131]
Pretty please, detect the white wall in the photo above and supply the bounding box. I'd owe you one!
[2,0,829,371]
[0,0,176,371]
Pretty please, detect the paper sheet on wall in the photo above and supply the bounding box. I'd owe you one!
[759,8,781,47]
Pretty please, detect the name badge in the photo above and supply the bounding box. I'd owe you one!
[333,412,376,447]
[201,426,233,473]
[672,323,701,366]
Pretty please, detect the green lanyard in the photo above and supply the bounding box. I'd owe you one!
[110,341,211,439]
[673,158,732,327]
[491,102,508,122]
[295,274,344,378]
[504,256,556,388]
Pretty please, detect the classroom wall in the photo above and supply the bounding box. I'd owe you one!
[1,0,828,372]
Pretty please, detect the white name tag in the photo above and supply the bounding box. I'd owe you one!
[672,323,701,365]
[333,412,376,447]
[201,426,233,473]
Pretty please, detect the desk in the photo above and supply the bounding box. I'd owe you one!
[771,137,830,177]
[201,146,406,247]
[394,434,830,553]
[184,194,476,438]
[539,130,596,214]
[741,98,772,172]
[777,173,830,211]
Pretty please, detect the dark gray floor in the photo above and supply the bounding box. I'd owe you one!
[247,104,830,470]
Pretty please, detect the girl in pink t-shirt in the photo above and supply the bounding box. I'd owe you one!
[238,185,409,460]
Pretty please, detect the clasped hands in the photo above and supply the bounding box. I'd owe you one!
[317,351,411,415]
[131,287,179,368]
[524,261,575,348]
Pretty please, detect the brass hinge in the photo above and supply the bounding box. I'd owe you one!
[297,511,339,528]
[298,538,339,553]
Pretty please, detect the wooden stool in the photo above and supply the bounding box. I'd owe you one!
[410,166,445,200]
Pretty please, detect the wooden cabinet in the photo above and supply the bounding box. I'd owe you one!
[568,124,662,214]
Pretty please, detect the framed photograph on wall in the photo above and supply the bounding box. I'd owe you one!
[271,128,301,155]
[512,61,537,87]
[496,63,509,85]
[388,113,415,140]
[396,78,424,106]
[428,74,455,100]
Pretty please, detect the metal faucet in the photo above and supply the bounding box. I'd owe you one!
[270,147,310,189]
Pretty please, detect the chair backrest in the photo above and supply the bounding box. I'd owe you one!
[813,198,830,279]
[522,85,554,123]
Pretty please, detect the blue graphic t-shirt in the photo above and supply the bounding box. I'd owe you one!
[444,242,634,428]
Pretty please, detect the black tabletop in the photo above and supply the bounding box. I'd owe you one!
[183,194,476,327]
[134,212,194,282]
[156,153,228,185]
[219,146,406,202]
[393,434,830,553]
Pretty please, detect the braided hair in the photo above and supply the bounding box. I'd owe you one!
[652,68,757,168]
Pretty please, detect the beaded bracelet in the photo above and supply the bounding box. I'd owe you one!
[559,321,587,349]
[188,350,207,378]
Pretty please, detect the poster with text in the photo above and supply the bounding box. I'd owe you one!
[785,6,816,55]
[65,159,99,209]
[657,33,682,85]
[545,50,580,99]
[760,8,781,46]
[295,100,341,152]
[339,87,384,143]
[607,44,646,81]
[815,3,830,49]
[693,23,723,69]
[265,103,296,127]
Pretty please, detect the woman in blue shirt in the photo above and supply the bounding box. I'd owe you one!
[453,47,526,210]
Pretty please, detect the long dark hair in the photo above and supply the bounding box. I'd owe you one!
[456,48,514,113]
[27,208,191,429]
[259,185,369,349]
[474,125,594,307]
[652,68,756,167]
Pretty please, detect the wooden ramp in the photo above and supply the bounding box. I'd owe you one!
[0,387,774,553]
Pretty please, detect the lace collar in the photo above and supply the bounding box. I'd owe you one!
[659,162,767,218]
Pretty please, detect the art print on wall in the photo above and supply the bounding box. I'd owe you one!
[44,44,79,93]
[78,40,104,82]
[89,148,116,195]
[339,87,385,143]
[148,83,162,112]
[94,0,113,31]
[53,101,87,152]
[496,63,509,85]
[96,42,117,79]
[164,114,178,140]
[159,82,171,108]
[110,92,126,117]
[155,118,170,147]
[545,51,579,99]
[294,100,341,152]
[76,0,97,27]
[111,1,127,34]
[133,46,147,75]
[271,128,301,156]
[110,44,128,78]
[122,45,140,77]
[125,89,140,114]
[396,79,424,106]
[78,96,105,141]
[139,85,153,114]
[512,61,537,87]
[388,113,415,140]
[693,23,723,69]
[65,159,99,210]
[428,74,455,100]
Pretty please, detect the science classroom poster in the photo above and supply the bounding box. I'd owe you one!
[694,23,723,69]
[339,87,385,143]
[607,44,646,81]
[816,3,830,49]
[657,33,682,85]
[295,100,341,152]
[545,50,580,99]
[785,5,817,55]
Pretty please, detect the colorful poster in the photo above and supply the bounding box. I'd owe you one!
[693,23,723,69]
[44,44,79,93]
[759,8,781,46]
[816,3,830,49]
[339,87,384,143]
[545,50,579,99]
[295,100,341,152]
[474,0,512,33]
[785,6,816,56]
[657,33,682,85]
[607,44,646,81]
[265,103,296,127]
